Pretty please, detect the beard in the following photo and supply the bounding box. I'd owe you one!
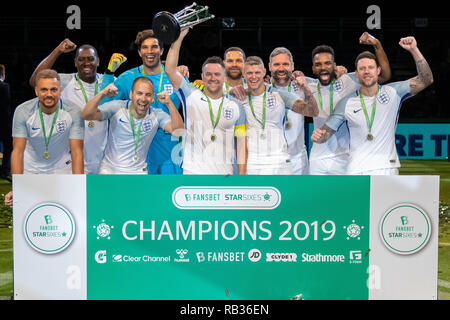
[226,69,243,80]
[316,70,337,86]
[272,70,292,84]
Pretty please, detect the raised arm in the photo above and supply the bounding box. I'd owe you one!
[81,83,118,120]
[29,39,77,87]
[399,37,434,95]
[165,28,190,90]
[290,72,319,117]
[157,91,184,135]
[359,32,391,83]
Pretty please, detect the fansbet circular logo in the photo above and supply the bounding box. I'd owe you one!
[379,203,431,255]
[24,203,76,254]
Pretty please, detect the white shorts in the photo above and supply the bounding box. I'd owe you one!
[352,168,399,176]
[289,151,309,175]
[99,162,147,175]
[246,162,293,175]
[309,153,349,175]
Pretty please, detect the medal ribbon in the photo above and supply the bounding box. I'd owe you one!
[38,100,60,154]
[225,78,245,94]
[317,79,335,115]
[203,92,224,133]
[129,106,144,159]
[77,75,99,103]
[359,86,380,136]
[248,87,267,131]
[142,66,164,106]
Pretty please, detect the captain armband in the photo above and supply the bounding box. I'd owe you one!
[234,124,246,137]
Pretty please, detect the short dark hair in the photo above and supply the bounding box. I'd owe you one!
[202,56,226,73]
[75,44,99,59]
[131,76,154,92]
[135,29,162,50]
[355,51,379,68]
[0,64,4,78]
[224,47,246,60]
[311,45,335,61]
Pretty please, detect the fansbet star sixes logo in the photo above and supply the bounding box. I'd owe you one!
[24,203,76,254]
[379,203,431,255]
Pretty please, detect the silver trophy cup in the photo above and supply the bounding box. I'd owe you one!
[152,3,215,44]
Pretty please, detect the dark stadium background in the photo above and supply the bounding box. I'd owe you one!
[1,1,449,123]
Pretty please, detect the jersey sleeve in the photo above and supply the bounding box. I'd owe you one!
[66,103,85,140]
[235,100,247,126]
[342,72,359,85]
[154,108,171,130]
[325,95,349,131]
[275,91,299,110]
[98,100,124,120]
[12,103,31,138]
[389,79,412,99]
[59,73,74,90]
[176,77,197,99]
[234,101,247,137]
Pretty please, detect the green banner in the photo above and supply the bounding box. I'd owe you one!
[86,175,370,300]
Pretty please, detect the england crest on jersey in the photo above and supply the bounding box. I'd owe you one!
[377,90,390,104]
[142,119,154,133]
[56,120,67,133]
[267,96,276,109]
[223,107,234,120]
[163,84,174,95]
[334,78,344,92]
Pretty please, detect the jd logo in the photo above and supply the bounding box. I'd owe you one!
[248,249,262,262]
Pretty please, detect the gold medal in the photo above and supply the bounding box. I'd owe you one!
[43,151,50,160]
[211,133,217,142]
[88,121,95,128]
[285,121,292,130]
[367,133,374,141]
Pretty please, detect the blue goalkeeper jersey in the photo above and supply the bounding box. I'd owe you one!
[100,65,182,174]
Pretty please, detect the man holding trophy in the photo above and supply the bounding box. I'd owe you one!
[152,4,247,175]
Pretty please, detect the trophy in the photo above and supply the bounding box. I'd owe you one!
[152,3,215,44]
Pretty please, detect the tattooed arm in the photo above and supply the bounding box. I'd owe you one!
[291,72,319,117]
[311,124,336,144]
[399,37,434,95]
[311,94,349,144]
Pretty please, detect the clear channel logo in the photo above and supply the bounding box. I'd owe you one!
[23,202,76,254]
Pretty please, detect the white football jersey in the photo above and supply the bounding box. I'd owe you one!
[326,80,412,174]
[177,79,246,175]
[222,78,248,95]
[98,100,171,174]
[308,73,359,158]
[242,86,293,170]
[12,97,84,174]
[270,81,308,174]
[60,73,108,174]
